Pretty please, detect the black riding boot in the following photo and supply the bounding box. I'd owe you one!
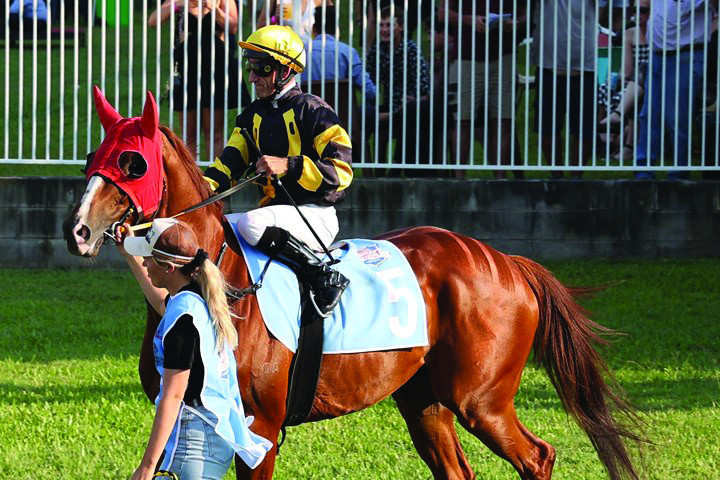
[257,226,349,317]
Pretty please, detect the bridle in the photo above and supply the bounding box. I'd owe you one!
[98,174,168,246]
[102,206,137,245]
[88,131,275,301]
[90,132,260,249]
[100,178,168,246]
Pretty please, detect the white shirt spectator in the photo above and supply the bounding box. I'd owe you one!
[648,0,717,51]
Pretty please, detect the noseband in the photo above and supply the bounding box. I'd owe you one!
[98,174,167,246]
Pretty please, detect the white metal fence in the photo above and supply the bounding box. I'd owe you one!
[1,0,719,177]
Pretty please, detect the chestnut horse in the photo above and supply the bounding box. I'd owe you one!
[63,97,640,480]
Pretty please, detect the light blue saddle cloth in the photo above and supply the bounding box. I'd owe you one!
[227,218,429,354]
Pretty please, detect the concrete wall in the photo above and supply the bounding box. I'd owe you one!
[1,177,719,268]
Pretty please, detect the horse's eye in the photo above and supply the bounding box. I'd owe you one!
[119,152,148,179]
[128,159,148,179]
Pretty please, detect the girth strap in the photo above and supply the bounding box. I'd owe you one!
[277,285,325,451]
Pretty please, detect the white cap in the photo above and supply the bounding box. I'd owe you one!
[123,218,196,263]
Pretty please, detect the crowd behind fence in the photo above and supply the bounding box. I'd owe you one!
[1,0,719,179]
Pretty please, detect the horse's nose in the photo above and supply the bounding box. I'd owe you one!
[62,216,91,253]
[73,223,91,244]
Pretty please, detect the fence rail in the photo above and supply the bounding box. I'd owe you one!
[1,0,719,177]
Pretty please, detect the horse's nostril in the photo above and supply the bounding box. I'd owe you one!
[75,224,91,242]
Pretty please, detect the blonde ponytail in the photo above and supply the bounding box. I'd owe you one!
[195,260,238,351]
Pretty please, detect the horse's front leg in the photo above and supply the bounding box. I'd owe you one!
[233,337,291,479]
[233,418,282,480]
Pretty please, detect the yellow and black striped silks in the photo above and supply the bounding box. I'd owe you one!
[204,85,353,207]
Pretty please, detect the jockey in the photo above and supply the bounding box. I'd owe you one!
[203,25,353,317]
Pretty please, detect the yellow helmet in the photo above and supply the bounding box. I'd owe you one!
[238,26,306,74]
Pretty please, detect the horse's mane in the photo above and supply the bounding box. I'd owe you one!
[159,125,223,219]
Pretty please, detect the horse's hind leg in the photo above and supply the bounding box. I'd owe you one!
[454,401,555,480]
[393,366,475,480]
[433,349,556,479]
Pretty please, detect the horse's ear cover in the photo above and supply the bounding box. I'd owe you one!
[140,91,159,138]
[93,85,122,132]
[86,87,165,219]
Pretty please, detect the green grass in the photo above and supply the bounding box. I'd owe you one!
[1,259,719,479]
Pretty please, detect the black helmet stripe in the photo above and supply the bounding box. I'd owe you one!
[247,42,305,70]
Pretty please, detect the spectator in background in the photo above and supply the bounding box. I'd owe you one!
[598,0,650,161]
[301,6,377,164]
[366,6,431,175]
[418,13,458,177]
[363,0,434,45]
[634,0,718,180]
[150,0,246,161]
[9,0,48,32]
[440,0,527,179]
[531,0,597,179]
[301,6,377,104]
[256,0,333,40]
[599,0,630,40]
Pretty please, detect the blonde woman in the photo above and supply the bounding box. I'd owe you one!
[115,218,271,480]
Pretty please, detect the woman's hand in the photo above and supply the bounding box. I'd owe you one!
[114,222,134,258]
[129,464,155,480]
[132,370,189,480]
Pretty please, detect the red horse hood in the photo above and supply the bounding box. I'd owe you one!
[86,86,164,220]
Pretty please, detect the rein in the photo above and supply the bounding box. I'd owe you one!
[128,173,263,233]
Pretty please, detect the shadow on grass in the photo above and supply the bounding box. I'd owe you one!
[624,377,720,411]
[0,380,149,406]
[516,374,720,413]
[0,269,148,362]
[0,316,147,362]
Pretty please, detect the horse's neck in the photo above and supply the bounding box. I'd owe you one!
[158,136,254,294]
[160,140,223,258]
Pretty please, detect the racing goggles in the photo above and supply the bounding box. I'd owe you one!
[245,58,276,78]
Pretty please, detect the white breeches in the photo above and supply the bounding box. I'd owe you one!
[235,204,339,252]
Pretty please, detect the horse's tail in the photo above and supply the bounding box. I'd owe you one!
[511,255,642,480]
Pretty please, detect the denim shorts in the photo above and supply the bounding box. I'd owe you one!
[166,406,235,480]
